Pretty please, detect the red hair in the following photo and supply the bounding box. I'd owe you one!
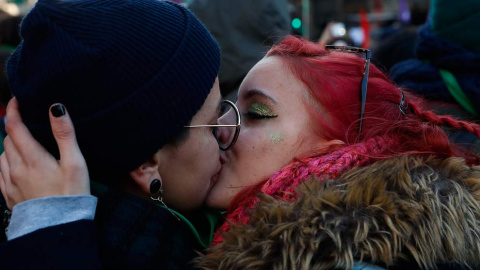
[266,36,480,165]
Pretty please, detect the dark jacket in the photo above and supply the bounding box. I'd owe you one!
[0,182,205,269]
[197,155,480,269]
[0,220,101,270]
[389,25,480,153]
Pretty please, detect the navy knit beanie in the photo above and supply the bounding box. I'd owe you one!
[7,0,220,179]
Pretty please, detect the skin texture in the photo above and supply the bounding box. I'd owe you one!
[206,56,331,209]
[155,80,221,211]
[137,78,224,212]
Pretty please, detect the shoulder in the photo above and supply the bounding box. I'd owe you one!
[0,220,101,270]
[199,155,480,269]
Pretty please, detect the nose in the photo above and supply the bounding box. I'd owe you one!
[216,126,230,147]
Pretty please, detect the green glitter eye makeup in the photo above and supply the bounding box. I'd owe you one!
[246,102,278,119]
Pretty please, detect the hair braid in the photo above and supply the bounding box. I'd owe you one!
[408,100,480,139]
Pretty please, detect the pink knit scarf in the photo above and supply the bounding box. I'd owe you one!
[212,136,395,245]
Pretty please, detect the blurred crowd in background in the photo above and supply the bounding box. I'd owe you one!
[0,0,478,152]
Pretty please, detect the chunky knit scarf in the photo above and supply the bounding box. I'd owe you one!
[212,136,395,244]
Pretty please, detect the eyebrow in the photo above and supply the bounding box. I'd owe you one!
[243,89,277,104]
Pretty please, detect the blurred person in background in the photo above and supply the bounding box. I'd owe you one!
[189,0,291,100]
[317,21,356,47]
[389,0,480,153]
[370,0,430,73]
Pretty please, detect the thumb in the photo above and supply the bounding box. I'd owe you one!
[49,104,83,163]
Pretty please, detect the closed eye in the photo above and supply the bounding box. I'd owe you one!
[243,111,277,120]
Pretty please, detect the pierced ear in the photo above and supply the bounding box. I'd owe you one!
[129,153,161,194]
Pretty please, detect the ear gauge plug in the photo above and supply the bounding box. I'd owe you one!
[149,179,180,221]
[149,179,162,195]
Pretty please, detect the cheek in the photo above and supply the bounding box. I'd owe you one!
[234,128,287,175]
[235,128,270,158]
[257,127,304,167]
[193,131,220,167]
[268,131,285,144]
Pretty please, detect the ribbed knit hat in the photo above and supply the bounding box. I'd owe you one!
[7,0,220,178]
[429,0,480,54]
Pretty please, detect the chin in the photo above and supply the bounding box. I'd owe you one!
[205,189,219,208]
[205,190,228,210]
[206,169,242,210]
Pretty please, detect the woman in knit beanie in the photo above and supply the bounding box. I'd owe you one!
[196,36,480,269]
[0,0,238,269]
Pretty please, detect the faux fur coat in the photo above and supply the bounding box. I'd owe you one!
[197,155,480,269]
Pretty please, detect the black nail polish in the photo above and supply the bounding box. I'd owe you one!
[51,104,66,117]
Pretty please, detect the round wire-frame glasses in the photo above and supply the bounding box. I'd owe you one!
[184,100,241,151]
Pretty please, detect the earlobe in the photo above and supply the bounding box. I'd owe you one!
[129,154,161,194]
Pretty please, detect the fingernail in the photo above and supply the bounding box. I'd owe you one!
[51,104,66,117]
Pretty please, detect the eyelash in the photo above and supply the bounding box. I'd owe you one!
[243,112,276,120]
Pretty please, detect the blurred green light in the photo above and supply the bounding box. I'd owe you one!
[292,18,302,29]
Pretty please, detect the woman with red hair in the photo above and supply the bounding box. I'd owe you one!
[198,36,480,269]
[3,36,480,269]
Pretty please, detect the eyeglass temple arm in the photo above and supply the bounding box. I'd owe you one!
[359,58,370,134]
[185,124,239,128]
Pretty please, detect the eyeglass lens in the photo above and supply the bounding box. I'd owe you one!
[214,101,239,150]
